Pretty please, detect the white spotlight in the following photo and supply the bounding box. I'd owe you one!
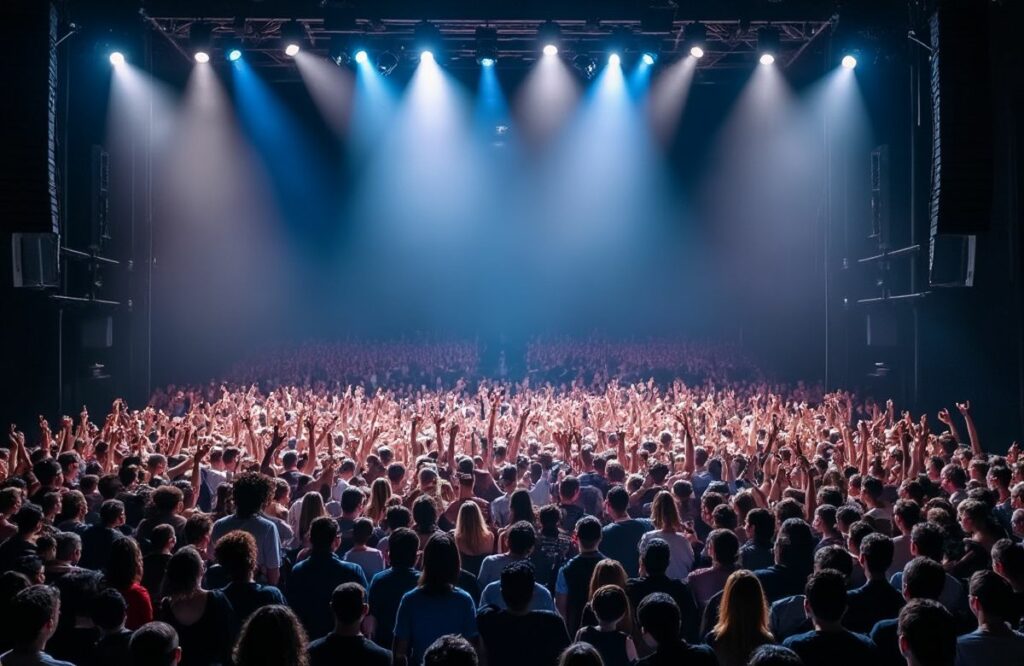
[759,53,775,66]
[690,46,705,59]
[194,51,210,64]
[420,50,434,62]
[841,55,858,69]
[543,44,558,57]
[109,51,125,66]
[355,50,369,64]
[608,52,621,66]
[284,43,300,57]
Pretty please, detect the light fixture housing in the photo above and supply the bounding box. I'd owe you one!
[109,51,125,66]
[281,19,304,56]
[757,26,781,65]
[190,22,214,64]
[475,26,498,66]
[538,20,562,56]
[414,21,442,59]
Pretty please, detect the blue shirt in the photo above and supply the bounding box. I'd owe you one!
[368,567,420,648]
[955,628,1024,666]
[287,552,368,640]
[394,587,478,665]
[890,570,968,615]
[783,629,878,666]
[478,581,556,612]
[211,514,281,572]
[601,518,653,578]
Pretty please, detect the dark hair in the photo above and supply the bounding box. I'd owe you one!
[149,524,176,552]
[413,495,439,532]
[161,546,204,598]
[130,621,180,666]
[559,476,581,500]
[969,569,1013,619]
[232,472,274,518]
[33,459,62,486]
[747,508,776,546]
[330,582,367,625]
[814,545,853,578]
[992,539,1024,580]
[835,505,863,530]
[13,504,44,535]
[215,530,258,582]
[804,569,847,623]
[575,516,602,547]
[233,605,309,666]
[606,485,629,513]
[637,592,681,644]
[184,512,213,546]
[507,521,537,555]
[747,644,804,666]
[859,532,895,575]
[591,584,628,623]
[847,521,875,552]
[98,499,125,527]
[106,537,143,588]
[509,490,536,525]
[340,488,365,515]
[902,556,945,600]
[9,585,60,650]
[707,528,740,567]
[558,642,604,666]
[711,503,738,530]
[91,588,128,631]
[539,504,562,534]
[419,533,461,594]
[352,517,375,545]
[385,505,412,530]
[151,486,184,514]
[894,499,922,530]
[424,634,478,666]
[499,560,536,611]
[309,516,339,551]
[641,538,671,576]
[776,518,814,571]
[910,522,945,561]
[388,527,419,569]
[898,600,955,666]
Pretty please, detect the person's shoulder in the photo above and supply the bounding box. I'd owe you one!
[451,586,475,604]
[782,629,816,647]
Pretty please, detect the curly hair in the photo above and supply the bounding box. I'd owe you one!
[232,473,274,518]
[214,530,258,582]
[232,605,309,666]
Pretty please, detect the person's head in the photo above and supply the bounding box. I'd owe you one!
[423,634,478,666]
[161,546,204,598]
[454,502,489,548]
[714,570,771,648]
[637,592,681,648]
[650,491,681,532]
[706,528,740,568]
[413,495,439,531]
[940,464,967,493]
[214,530,258,583]
[91,587,128,633]
[847,520,875,556]
[419,533,461,594]
[507,521,537,557]
[509,489,535,525]
[775,518,814,571]
[909,522,946,561]
[968,569,1014,623]
[13,504,44,537]
[746,508,776,547]
[8,585,61,651]
[812,505,838,536]
[814,545,854,581]
[57,490,86,523]
[329,581,369,632]
[640,538,671,577]
[233,605,309,666]
[184,512,213,550]
[894,499,922,536]
[575,516,602,552]
[351,517,375,547]
[835,505,862,534]
[538,504,561,534]
[557,642,603,666]
[605,485,630,517]
[232,472,274,518]
[149,523,176,554]
[151,486,184,515]
[992,538,1024,587]
[803,569,847,626]
[588,559,628,601]
[130,621,182,666]
[901,556,946,601]
[388,527,419,570]
[859,532,894,577]
[499,560,536,613]
[591,584,629,627]
[309,516,340,552]
[747,645,803,666]
[898,599,956,666]
[384,504,412,531]
[54,531,82,565]
[340,487,365,517]
[0,487,23,517]
[33,459,62,489]
[559,476,581,504]
[106,536,143,588]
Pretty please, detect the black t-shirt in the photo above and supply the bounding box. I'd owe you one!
[636,640,718,666]
[477,608,571,666]
[221,581,287,623]
[843,580,904,634]
[308,634,391,666]
[868,618,901,666]
[576,626,632,666]
[88,629,132,666]
[626,575,701,643]
[782,628,878,666]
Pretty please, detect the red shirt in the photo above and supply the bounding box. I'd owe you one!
[120,581,154,630]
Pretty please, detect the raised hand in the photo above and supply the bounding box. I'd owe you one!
[956,400,971,415]
[937,408,952,424]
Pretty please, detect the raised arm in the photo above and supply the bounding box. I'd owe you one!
[956,401,982,457]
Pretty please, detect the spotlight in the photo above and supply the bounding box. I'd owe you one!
[109,51,125,66]
[475,26,498,67]
[841,54,857,69]
[355,49,369,64]
[190,22,214,64]
[227,48,242,62]
[538,20,562,56]
[608,52,621,66]
[376,50,399,76]
[686,22,707,59]
[281,19,304,56]
[414,21,442,61]
[641,52,656,66]
[757,26,781,66]
[480,57,496,67]
[573,53,597,79]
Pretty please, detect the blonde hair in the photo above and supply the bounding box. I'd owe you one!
[651,491,682,533]
[454,502,493,556]
[297,492,327,546]
[712,570,773,666]
[366,478,393,523]
[587,559,633,633]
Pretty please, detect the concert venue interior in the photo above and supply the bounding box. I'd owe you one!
[1,1,1023,666]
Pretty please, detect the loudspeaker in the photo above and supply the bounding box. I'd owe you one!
[929,234,976,287]
[11,233,58,288]
[928,1,993,236]
[0,1,58,234]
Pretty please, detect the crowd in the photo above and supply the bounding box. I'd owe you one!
[0,341,1022,666]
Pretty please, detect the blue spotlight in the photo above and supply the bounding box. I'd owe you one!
[227,48,242,62]
[355,49,369,64]
[641,52,656,66]
[841,54,858,69]
[480,57,496,67]
[608,52,621,66]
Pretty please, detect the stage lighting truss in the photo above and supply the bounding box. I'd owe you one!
[573,53,597,79]
[142,13,833,77]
